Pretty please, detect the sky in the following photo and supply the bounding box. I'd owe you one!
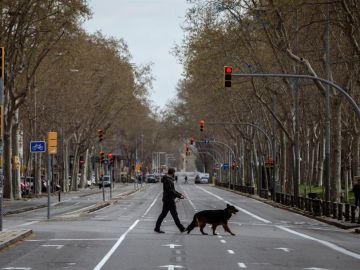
[83,0,190,110]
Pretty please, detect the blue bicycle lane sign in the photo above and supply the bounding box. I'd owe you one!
[30,141,46,153]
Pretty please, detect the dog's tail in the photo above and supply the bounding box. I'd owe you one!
[186,215,198,234]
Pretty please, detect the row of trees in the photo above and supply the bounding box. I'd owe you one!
[0,0,175,200]
[166,0,360,202]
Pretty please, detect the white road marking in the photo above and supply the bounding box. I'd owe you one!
[217,235,222,238]
[197,186,271,224]
[304,268,330,270]
[142,192,161,217]
[1,267,31,270]
[26,238,118,242]
[181,190,197,211]
[220,239,226,243]
[14,221,39,227]
[277,225,360,260]
[238,262,247,268]
[93,219,139,270]
[162,244,182,249]
[159,265,184,270]
[41,244,63,249]
[175,250,181,255]
[274,247,292,253]
[227,249,235,254]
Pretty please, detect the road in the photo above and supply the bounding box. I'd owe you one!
[0,182,359,270]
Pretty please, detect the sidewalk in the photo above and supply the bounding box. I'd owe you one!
[214,185,360,232]
[0,182,144,251]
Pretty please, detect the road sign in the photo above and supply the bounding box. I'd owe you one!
[30,141,46,153]
[222,163,229,169]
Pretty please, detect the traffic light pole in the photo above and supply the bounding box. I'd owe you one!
[231,72,360,200]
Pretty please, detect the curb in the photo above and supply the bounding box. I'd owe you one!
[0,229,33,251]
[214,185,360,230]
[4,204,47,216]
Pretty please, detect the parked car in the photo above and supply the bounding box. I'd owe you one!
[146,174,158,183]
[98,175,111,188]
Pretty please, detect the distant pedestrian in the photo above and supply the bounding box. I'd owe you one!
[184,176,188,184]
[154,168,186,233]
[353,176,360,207]
[175,175,178,183]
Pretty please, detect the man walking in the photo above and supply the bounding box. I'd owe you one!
[154,168,186,233]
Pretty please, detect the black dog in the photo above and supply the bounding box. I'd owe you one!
[186,204,239,235]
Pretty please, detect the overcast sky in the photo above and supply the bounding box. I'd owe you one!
[83,0,189,110]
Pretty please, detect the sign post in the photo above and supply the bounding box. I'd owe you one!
[47,132,57,219]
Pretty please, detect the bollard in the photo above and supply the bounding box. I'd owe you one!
[337,203,343,221]
[290,195,295,207]
[58,190,61,202]
[323,201,330,217]
[351,205,356,223]
[280,193,285,204]
[332,202,337,219]
[276,193,281,203]
[313,199,320,216]
[344,204,350,221]
[299,197,304,210]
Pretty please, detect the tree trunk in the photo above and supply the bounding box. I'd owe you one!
[331,98,342,201]
[11,109,21,199]
[3,106,12,199]
[280,131,287,193]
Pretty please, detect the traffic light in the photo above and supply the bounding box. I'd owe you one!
[232,161,238,170]
[99,151,105,164]
[48,131,58,155]
[199,120,205,132]
[224,66,232,87]
[190,137,194,145]
[185,144,190,156]
[108,153,114,165]
[97,129,104,142]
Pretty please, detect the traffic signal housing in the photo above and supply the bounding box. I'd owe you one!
[190,137,194,145]
[224,66,232,87]
[99,151,105,164]
[108,153,114,165]
[185,144,190,156]
[199,120,205,132]
[97,129,104,142]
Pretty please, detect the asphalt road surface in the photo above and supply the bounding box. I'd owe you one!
[1,182,359,270]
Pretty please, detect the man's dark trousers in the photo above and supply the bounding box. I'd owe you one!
[155,200,183,231]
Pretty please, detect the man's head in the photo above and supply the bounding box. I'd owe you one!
[168,168,175,177]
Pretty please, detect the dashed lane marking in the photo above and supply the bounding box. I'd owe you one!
[238,263,247,268]
[227,250,235,254]
[220,239,226,243]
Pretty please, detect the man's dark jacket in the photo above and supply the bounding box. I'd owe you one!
[161,175,182,202]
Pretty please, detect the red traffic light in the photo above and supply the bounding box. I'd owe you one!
[97,129,104,142]
[224,66,232,87]
[190,137,194,145]
[199,120,205,132]
[225,66,232,73]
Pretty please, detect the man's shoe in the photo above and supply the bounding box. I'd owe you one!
[154,229,165,233]
[180,227,186,233]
